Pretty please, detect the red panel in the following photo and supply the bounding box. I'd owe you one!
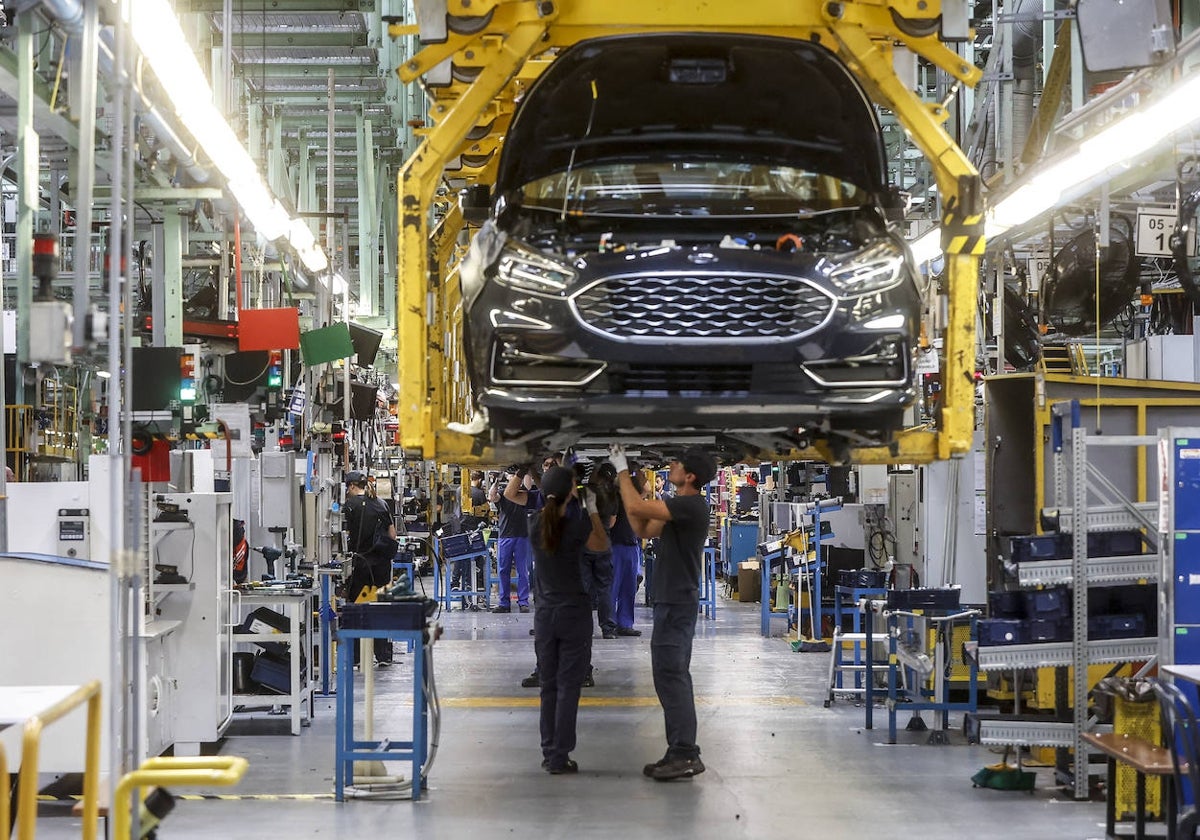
[131,438,172,483]
[238,308,301,351]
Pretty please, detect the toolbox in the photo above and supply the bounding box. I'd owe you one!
[250,652,292,694]
[339,598,434,631]
[440,529,487,559]
[1009,534,1063,564]
[837,569,888,589]
[237,606,291,658]
[1088,613,1147,640]
[886,587,961,611]
[1022,586,1071,621]
[1027,618,1070,642]
[978,619,1027,646]
[988,590,1026,619]
[1010,530,1146,563]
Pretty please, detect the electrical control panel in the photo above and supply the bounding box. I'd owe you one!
[56,508,90,559]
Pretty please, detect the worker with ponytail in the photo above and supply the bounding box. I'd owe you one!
[528,465,609,774]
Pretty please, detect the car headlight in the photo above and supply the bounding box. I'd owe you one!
[496,245,577,294]
[828,241,906,296]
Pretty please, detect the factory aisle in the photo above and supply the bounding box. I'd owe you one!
[38,589,1108,839]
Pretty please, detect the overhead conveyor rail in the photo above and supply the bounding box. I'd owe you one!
[392,0,984,465]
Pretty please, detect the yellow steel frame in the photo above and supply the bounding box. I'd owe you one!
[11,681,102,840]
[394,0,983,464]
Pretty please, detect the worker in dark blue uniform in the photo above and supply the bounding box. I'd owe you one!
[342,470,397,666]
[528,466,609,774]
[610,444,715,781]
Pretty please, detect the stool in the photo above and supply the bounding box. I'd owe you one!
[1081,731,1176,840]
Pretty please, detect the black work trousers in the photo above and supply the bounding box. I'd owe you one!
[534,601,593,769]
[651,601,700,759]
[347,556,394,664]
[582,548,616,635]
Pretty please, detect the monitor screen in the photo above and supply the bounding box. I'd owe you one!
[130,347,183,411]
[221,351,271,403]
[348,322,383,368]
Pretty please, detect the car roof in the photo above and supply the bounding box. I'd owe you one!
[496,32,888,200]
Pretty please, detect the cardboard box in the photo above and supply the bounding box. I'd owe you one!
[738,561,761,603]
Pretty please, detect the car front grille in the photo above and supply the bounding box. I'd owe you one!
[572,273,834,341]
[620,364,753,395]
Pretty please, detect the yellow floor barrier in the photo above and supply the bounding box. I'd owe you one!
[113,756,249,839]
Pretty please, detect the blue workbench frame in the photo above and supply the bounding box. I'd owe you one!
[335,627,427,801]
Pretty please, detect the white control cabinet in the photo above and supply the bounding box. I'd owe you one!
[149,492,234,755]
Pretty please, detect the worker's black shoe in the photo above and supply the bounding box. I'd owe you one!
[601,630,617,639]
[616,627,642,637]
[547,759,578,775]
[519,604,530,613]
[375,660,392,669]
[648,755,704,781]
[643,754,669,777]
[521,671,540,688]
[583,671,595,688]
[491,605,511,613]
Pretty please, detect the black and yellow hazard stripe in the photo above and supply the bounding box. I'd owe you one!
[942,212,986,255]
[181,431,229,441]
[39,793,333,802]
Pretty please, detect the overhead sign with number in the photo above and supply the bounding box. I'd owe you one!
[1136,210,1196,257]
[1024,253,1050,292]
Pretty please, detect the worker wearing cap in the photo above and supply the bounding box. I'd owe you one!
[490,465,533,613]
[528,466,609,774]
[343,470,397,666]
[610,444,716,781]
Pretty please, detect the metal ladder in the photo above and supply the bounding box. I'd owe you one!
[825,628,871,707]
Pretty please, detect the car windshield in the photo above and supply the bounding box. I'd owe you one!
[519,161,868,217]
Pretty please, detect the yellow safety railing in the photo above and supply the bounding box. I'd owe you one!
[113,756,249,840]
[37,379,79,462]
[0,741,9,838]
[5,404,34,480]
[13,680,103,840]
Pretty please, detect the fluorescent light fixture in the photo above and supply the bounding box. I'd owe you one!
[908,68,1200,262]
[128,0,327,267]
[96,370,112,379]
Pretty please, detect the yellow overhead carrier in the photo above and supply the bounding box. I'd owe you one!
[391,0,983,465]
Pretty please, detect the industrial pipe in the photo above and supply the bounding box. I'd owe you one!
[97,31,211,184]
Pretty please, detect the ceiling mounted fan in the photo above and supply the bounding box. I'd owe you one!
[1042,216,1141,336]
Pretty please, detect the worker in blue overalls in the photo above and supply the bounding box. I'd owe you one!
[491,466,533,613]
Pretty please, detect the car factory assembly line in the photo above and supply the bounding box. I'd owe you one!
[392,0,985,466]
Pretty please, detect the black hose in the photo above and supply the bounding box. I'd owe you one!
[1170,184,1200,307]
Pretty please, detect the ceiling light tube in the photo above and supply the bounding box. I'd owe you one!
[908,68,1200,263]
[128,0,327,269]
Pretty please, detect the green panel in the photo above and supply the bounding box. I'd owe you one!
[299,322,354,365]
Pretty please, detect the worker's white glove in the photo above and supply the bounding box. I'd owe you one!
[579,487,599,517]
[608,443,629,474]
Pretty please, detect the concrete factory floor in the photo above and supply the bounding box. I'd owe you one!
[34,581,1117,839]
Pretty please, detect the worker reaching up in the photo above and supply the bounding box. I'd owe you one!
[610,443,716,781]
[527,466,610,774]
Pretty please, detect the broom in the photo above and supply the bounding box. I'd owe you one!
[792,561,830,653]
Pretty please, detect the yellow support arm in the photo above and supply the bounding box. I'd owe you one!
[398,4,551,457]
[827,18,982,462]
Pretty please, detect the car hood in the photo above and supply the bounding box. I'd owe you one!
[496,33,888,200]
